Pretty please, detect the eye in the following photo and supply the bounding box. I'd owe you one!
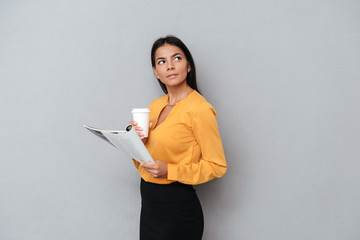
[174,56,182,61]
[157,60,165,65]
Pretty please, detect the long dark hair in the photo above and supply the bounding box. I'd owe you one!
[151,35,200,94]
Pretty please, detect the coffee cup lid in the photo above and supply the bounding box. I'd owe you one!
[131,108,150,113]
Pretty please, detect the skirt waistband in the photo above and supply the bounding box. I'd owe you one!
[140,178,196,203]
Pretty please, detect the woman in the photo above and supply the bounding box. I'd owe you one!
[130,36,227,240]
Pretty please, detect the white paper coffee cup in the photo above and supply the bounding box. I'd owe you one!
[131,108,151,137]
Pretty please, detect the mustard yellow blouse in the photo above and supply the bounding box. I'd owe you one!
[134,90,227,185]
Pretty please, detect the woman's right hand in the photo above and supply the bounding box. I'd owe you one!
[129,121,152,144]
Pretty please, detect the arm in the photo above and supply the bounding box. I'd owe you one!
[167,103,227,185]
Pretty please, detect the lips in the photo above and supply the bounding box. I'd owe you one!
[166,73,178,79]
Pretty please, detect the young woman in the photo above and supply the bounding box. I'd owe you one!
[130,36,227,240]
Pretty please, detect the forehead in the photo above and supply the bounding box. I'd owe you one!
[155,44,185,58]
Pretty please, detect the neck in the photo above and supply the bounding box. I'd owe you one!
[167,84,193,106]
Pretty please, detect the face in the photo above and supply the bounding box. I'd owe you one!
[153,44,191,89]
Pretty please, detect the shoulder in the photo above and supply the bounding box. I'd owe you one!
[149,94,168,110]
[190,91,217,117]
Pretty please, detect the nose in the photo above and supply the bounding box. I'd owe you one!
[167,61,174,70]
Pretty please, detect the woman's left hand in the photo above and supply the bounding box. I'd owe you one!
[141,160,168,179]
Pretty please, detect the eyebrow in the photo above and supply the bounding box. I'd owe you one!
[156,53,183,61]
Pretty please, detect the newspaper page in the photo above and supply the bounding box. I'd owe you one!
[84,124,154,163]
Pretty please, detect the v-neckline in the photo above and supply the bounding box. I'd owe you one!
[152,90,195,130]
[153,104,175,130]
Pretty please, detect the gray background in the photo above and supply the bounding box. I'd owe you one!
[1,0,359,239]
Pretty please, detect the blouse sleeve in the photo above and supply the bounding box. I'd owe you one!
[167,103,227,185]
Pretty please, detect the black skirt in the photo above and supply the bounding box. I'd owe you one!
[140,178,204,240]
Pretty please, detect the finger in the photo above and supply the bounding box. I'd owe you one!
[129,121,138,126]
[141,163,152,169]
[141,162,158,170]
[131,124,144,138]
[137,131,145,139]
[140,162,149,168]
[135,126,143,131]
[154,160,164,166]
[147,169,160,178]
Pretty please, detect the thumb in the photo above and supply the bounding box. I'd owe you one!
[149,122,153,128]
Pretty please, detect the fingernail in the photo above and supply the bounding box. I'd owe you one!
[140,137,144,139]
[138,127,143,131]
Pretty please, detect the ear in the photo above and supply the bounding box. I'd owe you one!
[187,64,191,73]
[153,67,158,78]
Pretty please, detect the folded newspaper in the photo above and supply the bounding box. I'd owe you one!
[84,124,154,163]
